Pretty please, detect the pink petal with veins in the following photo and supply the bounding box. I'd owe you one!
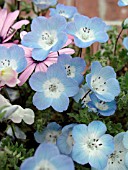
[0,10,19,39]
[0,9,7,34]
[3,20,29,43]
[35,63,47,72]
[18,63,36,86]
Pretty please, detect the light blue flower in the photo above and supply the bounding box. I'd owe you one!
[123,131,128,167]
[73,83,92,107]
[57,54,86,85]
[34,122,62,144]
[22,15,67,61]
[0,45,27,73]
[92,132,128,170]
[29,63,79,112]
[123,37,128,50]
[72,121,114,170]
[50,3,78,19]
[118,0,128,7]
[87,93,117,116]
[20,143,75,170]
[66,14,108,48]
[32,0,57,9]
[86,61,120,102]
[57,124,76,155]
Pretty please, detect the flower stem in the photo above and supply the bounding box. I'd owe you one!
[114,28,123,56]
[79,48,83,58]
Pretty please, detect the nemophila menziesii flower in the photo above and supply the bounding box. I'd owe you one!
[123,37,128,50]
[73,83,92,107]
[29,63,79,112]
[20,143,75,170]
[18,38,75,86]
[72,121,114,169]
[87,93,117,116]
[34,122,62,144]
[22,15,68,61]
[92,132,128,170]
[57,124,76,155]
[57,54,86,85]
[86,61,120,102]
[0,9,29,45]
[0,94,35,124]
[32,0,57,9]
[123,131,128,167]
[0,45,27,88]
[50,3,78,20]
[118,0,128,6]
[66,14,108,48]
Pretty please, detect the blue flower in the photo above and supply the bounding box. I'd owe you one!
[20,143,75,170]
[22,15,67,61]
[34,122,62,144]
[123,131,128,167]
[57,124,76,155]
[118,0,128,6]
[87,93,117,116]
[123,37,128,50]
[72,121,114,169]
[32,0,57,9]
[50,3,78,20]
[66,14,108,48]
[57,54,86,85]
[29,63,79,112]
[73,83,92,107]
[86,61,120,102]
[0,45,27,73]
[92,132,128,170]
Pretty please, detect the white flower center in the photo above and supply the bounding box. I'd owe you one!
[38,31,57,50]
[0,59,17,71]
[45,130,61,144]
[35,160,56,170]
[58,10,69,18]
[108,150,125,165]
[34,0,51,5]
[65,64,76,78]
[91,75,107,94]
[67,131,74,147]
[87,138,103,151]
[76,27,95,42]
[95,101,108,110]
[43,78,65,98]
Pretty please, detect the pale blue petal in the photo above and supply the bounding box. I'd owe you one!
[51,93,69,112]
[62,124,76,133]
[73,87,85,102]
[72,57,86,73]
[21,32,41,48]
[29,72,47,92]
[20,157,36,170]
[74,14,89,30]
[32,48,50,61]
[98,134,114,155]
[50,155,74,170]
[123,131,128,149]
[66,22,77,35]
[123,37,128,50]
[98,66,116,80]
[88,121,107,138]
[95,31,109,43]
[9,45,27,73]
[89,151,108,170]
[35,143,59,162]
[34,131,45,143]
[91,61,102,75]
[0,46,8,60]
[125,152,128,167]
[33,92,52,110]
[74,36,95,48]
[52,32,67,52]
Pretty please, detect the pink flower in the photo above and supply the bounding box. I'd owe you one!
[0,67,20,88]
[18,39,75,86]
[0,9,29,46]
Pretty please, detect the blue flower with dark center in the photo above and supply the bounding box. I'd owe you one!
[86,61,120,102]
[57,124,76,155]
[87,93,117,116]
[20,143,75,170]
[29,63,79,112]
[57,54,86,85]
[22,15,67,61]
[34,122,62,144]
[72,121,114,169]
[32,0,57,9]
[118,0,128,6]
[66,14,108,48]
[50,3,78,19]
